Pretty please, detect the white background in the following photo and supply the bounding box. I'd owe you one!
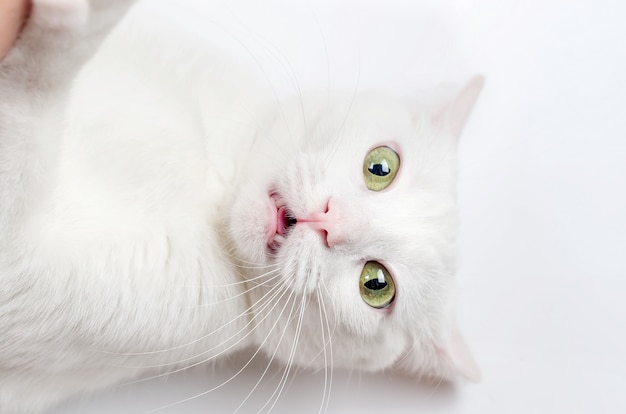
[52,0,626,413]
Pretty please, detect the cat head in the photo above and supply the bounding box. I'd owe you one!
[228,76,484,382]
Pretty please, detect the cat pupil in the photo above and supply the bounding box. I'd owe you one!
[364,279,388,290]
[368,159,390,176]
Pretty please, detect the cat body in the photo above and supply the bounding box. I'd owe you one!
[0,1,482,412]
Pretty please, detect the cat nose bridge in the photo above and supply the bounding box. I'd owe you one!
[298,198,362,247]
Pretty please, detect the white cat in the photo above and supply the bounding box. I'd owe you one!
[0,1,483,412]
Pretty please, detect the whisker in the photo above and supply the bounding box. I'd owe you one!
[310,11,332,109]
[229,29,297,152]
[231,286,303,414]
[143,283,297,414]
[317,288,333,414]
[258,292,308,414]
[176,265,281,289]
[180,282,272,309]
[430,364,448,397]
[183,272,284,309]
[270,48,308,153]
[122,279,290,371]
[323,55,361,169]
[188,18,295,159]
[98,269,286,357]
[217,245,273,268]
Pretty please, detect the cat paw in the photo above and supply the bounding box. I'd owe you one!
[28,0,89,32]
[23,0,135,43]
[0,0,30,59]
[1,0,135,84]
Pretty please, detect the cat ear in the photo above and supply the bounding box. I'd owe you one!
[432,75,485,139]
[438,319,481,381]
[399,318,480,382]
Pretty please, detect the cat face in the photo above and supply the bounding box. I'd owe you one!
[228,77,483,381]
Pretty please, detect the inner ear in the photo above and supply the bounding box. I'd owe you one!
[432,75,485,139]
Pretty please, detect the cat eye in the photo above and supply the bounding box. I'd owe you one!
[363,146,400,191]
[359,261,396,309]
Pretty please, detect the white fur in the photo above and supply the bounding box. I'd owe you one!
[0,1,482,412]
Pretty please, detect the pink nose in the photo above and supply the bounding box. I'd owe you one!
[298,198,345,247]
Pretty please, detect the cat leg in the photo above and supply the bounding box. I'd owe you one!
[1,0,137,84]
[0,0,136,229]
[0,3,139,412]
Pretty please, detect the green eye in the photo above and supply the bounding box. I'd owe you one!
[363,146,400,191]
[359,261,396,309]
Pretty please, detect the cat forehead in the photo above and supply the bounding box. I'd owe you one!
[315,92,418,137]
[270,91,423,141]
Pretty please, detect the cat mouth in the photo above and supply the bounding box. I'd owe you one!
[267,193,297,252]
